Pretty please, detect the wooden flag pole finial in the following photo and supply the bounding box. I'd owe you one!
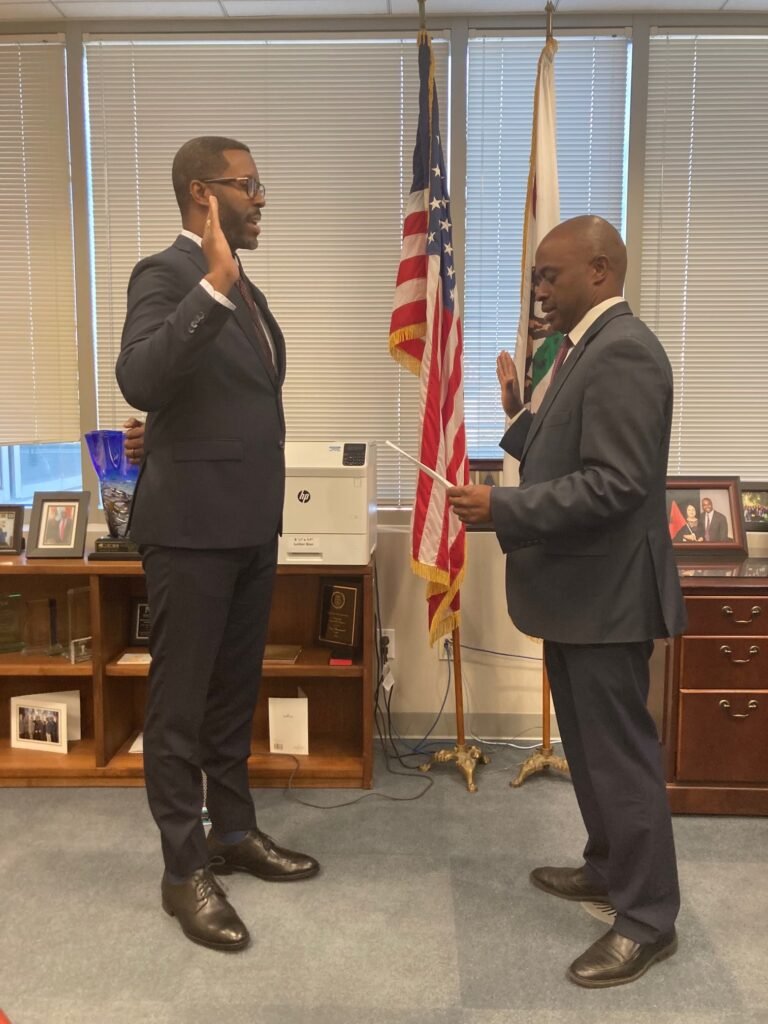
[545,0,555,40]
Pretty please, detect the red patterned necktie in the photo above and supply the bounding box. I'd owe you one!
[235,273,276,375]
[550,334,573,381]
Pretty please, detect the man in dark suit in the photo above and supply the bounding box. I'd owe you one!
[447,216,685,988]
[700,497,730,541]
[117,136,318,953]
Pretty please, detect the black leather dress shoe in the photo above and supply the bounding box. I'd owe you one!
[161,867,249,952]
[207,829,320,882]
[567,927,678,988]
[530,865,609,902]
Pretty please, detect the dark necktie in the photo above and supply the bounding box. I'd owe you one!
[550,334,573,381]
[235,272,276,376]
[704,514,711,541]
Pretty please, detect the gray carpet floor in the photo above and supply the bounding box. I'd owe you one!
[0,743,765,1024]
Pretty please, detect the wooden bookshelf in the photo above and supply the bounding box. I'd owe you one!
[0,555,374,789]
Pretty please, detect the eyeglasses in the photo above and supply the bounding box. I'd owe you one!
[201,176,266,200]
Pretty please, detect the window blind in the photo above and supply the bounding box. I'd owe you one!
[465,33,630,459]
[642,33,768,477]
[84,34,448,505]
[0,39,79,445]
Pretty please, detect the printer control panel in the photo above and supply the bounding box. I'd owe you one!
[342,443,367,467]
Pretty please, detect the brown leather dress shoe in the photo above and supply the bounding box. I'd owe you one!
[161,867,249,952]
[207,828,320,882]
[567,927,678,988]
[530,865,609,902]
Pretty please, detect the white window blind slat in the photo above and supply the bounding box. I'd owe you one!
[642,34,768,478]
[0,41,79,445]
[85,35,448,505]
[465,35,630,459]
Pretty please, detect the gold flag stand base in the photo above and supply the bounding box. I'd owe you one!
[419,742,490,793]
[510,744,569,787]
[418,626,490,792]
[510,663,569,788]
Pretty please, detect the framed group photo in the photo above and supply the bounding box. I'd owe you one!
[666,476,746,554]
[0,505,24,554]
[26,492,90,559]
[741,482,768,532]
[10,696,68,754]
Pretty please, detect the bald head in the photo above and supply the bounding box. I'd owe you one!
[534,215,627,335]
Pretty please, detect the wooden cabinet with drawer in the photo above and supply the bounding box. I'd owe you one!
[658,560,768,814]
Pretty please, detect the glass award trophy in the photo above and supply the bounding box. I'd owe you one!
[67,586,92,664]
[84,429,140,560]
[0,593,24,653]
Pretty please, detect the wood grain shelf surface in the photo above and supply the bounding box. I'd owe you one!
[0,652,92,677]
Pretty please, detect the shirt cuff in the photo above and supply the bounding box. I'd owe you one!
[200,277,235,310]
[506,405,529,427]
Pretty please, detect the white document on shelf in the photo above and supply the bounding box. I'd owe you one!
[19,690,81,741]
[128,732,143,754]
[117,652,152,665]
[268,688,308,755]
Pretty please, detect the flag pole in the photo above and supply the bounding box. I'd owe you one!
[509,1,570,789]
[420,625,490,793]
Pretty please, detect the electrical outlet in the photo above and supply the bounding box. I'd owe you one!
[382,628,396,660]
[438,638,453,661]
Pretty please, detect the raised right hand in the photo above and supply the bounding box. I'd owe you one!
[496,350,523,418]
[202,195,238,294]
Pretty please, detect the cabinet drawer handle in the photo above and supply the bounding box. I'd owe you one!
[721,604,761,624]
[719,698,759,719]
[719,644,760,664]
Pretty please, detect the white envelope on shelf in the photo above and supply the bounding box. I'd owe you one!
[268,688,308,756]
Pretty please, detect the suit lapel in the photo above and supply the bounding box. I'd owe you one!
[520,301,633,462]
[173,236,279,389]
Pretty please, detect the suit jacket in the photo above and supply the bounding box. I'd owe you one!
[490,301,686,645]
[702,508,729,541]
[116,235,286,549]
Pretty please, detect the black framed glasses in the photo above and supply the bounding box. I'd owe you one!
[201,176,266,199]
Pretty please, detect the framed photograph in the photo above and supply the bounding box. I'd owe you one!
[10,696,68,754]
[0,504,24,554]
[741,482,768,533]
[26,491,90,559]
[666,476,746,554]
[129,597,151,647]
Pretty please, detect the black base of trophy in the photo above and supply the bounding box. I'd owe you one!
[88,536,141,561]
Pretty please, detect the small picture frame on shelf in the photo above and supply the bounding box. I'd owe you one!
[26,491,90,559]
[0,505,24,554]
[10,695,70,754]
[741,482,768,533]
[130,597,151,646]
[666,476,747,554]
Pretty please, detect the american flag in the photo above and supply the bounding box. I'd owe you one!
[389,32,468,646]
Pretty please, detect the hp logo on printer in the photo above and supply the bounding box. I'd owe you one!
[297,490,311,503]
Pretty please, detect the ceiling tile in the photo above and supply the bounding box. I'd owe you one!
[557,0,723,9]
[55,0,223,14]
[390,0,545,11]
[0,1,62,15]
[222,0,388,15]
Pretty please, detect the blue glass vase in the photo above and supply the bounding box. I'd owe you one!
[84,430,139,540]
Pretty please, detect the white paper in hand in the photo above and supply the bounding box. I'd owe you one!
[385,440,452,488]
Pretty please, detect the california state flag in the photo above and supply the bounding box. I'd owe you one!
[503,36,561,485]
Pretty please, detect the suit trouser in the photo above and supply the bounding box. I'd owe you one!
[141,540,277,877]
[544,639,680,944]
